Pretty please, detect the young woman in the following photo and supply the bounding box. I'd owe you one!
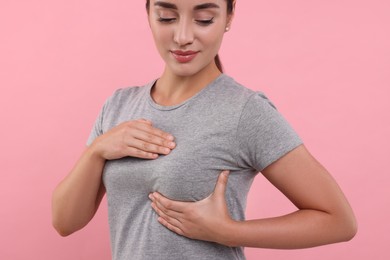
[52,0,357,259]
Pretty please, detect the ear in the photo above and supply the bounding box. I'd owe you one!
[225,12,235,32]
[226,0,235,29]
[231,0,236,23]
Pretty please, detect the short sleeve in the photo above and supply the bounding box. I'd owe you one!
[236,92,303,172]
[86,99,109,146]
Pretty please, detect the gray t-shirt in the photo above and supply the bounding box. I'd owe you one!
[87,74,302,260]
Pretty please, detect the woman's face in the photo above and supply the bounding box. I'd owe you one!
[148,0,232,77]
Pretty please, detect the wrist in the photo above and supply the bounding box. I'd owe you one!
[86,140,106,164]
[216,219,241,247]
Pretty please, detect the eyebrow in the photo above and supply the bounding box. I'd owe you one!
[154,1,177,9]
[194,3,220,10]
[154,1,220,11]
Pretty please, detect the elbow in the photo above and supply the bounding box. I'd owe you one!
[52,217,76,237]
[52,205,73,237]
[51,191,81,237]
[51,207,91,237]
[51,206,92,237]
[55,228,73,237]
[51,204,79,237]
[342,215,358,242]
[335,210,358,243]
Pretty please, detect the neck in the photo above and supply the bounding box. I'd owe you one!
[151,63,221,106]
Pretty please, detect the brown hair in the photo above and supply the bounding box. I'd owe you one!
[145,0,235,72]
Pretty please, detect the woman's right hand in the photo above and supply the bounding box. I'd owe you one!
[90,119,176,161]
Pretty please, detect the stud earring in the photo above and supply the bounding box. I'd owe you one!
[225,27,230,32]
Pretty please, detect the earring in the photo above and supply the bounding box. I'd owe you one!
[225,27,230,32]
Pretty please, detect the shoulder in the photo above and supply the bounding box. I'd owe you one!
[103,80,155,109]
[215,74,255,97]
[108,84,150,104]
[216,74,276,110]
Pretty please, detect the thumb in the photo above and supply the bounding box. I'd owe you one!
[213,170,230,197]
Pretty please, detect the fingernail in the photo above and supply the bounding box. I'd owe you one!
[148,194,153,200]
[223,170,229,176]
[169,142,176,148]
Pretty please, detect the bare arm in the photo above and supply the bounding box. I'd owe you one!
[220,145,357,248]
[150,145,357,248]
[52,119,176,236]
[51,147,106,236]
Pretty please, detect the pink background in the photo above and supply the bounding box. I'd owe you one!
[1,0,389,259]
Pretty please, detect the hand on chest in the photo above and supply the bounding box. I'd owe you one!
[103,127,238,202]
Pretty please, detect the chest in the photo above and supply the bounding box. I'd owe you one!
[103,121,240,202]
[101,94,247,201]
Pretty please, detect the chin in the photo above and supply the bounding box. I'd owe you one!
[169,65,204,77]
[169,61,216,78]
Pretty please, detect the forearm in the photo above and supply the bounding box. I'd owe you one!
[52,145,106,236]
[150,147,357,248]
[219,209,356,249]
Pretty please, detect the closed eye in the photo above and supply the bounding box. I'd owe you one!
[195,17,214,26]
[158,17,176,23]
[157,17,214,25]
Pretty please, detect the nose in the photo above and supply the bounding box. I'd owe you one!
[173,19,194,47]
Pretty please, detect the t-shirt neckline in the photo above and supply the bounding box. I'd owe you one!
[146,74,226,111]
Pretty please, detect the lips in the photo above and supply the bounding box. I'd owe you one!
[171,50,199,63]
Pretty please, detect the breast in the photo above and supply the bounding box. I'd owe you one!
[102,113,241,202]
[103,152,221,202]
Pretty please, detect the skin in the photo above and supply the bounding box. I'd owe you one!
[52,0,357,249]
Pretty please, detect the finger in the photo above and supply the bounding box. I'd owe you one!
[157,216,185,236]
[213,170,230,196]
[154,199,183,220]
[131,125,175,144]
[151,201,183,225]
[129,126,176,151]
[130,138,172,155]
[125,146,159,159]
[137,118,153,125]
[134,122,175,142]
[150,192,185,214]
[122,120,174,145]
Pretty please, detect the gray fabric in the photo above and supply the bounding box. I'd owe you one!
[87,74,302,260]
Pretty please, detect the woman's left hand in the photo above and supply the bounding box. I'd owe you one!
[149,170,234,244]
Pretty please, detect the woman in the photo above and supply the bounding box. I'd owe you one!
[52,0,357,259]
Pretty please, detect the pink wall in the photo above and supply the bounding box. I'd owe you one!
[1,0,389,259]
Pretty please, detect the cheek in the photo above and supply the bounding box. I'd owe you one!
[200,31,224,53]
[151,27,171,50]
[197,22,225,47]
